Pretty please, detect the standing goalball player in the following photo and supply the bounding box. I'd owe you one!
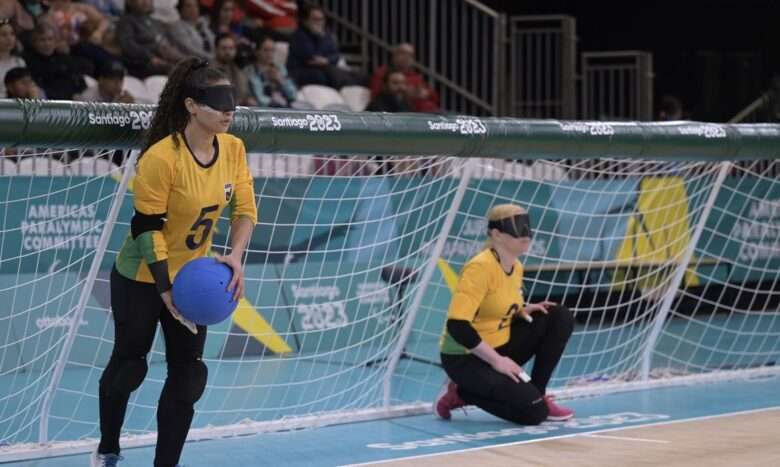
[92,58,257,467]
[435,204,575,424]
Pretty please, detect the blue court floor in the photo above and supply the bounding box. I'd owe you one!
[4,375,779,467]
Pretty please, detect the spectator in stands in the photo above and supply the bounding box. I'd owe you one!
[117,0,188,77]
[0,17,25,97]
[658,95,684,120]
[41,0,111,50]
[167,0,214,60]
[209,0,260,66]
[214,33,256,105]
[370,43,439,113]
[75,60,135,103]
[4,66,41,98]
[244,35,296,107]
[23,22,88,99]
[0,0,34,35]
[243,0,297,36]
[152,0,180,23]
[81,0,123,20]
[287,4,356,88]
[366,69,412,113]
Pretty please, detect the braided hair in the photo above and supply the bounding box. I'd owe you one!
[141,58,229,155]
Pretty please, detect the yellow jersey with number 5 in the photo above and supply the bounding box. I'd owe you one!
[440,249,525,354]
[115,133,257,285]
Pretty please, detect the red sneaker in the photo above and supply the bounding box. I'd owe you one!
[544,394,574,421]
[433,381,465,420]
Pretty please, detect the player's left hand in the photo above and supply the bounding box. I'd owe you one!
[519,301,557,321]
[216,253,245,302]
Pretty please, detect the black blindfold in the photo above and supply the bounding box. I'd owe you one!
[188,85,236,112]
[488,213,532,239]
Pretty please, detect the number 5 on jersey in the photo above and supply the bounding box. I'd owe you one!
[186,205,219,250]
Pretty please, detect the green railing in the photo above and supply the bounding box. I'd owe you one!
[0,100,778,160]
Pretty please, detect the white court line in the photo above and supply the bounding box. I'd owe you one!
[583,433,669,444]
[341,405,780,467]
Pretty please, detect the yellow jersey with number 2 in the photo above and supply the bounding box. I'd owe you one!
[440,248,525,354]
[116,133,258,285]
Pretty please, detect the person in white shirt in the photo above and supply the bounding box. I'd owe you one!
[75,60,135,103]
[0,18,26,97]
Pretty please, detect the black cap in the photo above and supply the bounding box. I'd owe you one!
[97,61,127,79]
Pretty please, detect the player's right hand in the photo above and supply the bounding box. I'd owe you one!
[160,290,198,335]
[492,356,525,383]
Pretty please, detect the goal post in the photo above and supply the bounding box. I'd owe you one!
[0,100,778,461]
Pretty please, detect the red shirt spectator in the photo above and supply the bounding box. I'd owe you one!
[370,43,439,113]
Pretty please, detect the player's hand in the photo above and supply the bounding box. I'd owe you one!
[519,301,557,322]
[216,253,245,302]
[492,356,528,384]
[160,290,198,334]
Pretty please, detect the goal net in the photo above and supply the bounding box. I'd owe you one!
[0,104,778,461]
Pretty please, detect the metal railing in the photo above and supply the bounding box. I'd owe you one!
[581,51,654,121]
[316,0,507,115]
[508,15,577,119]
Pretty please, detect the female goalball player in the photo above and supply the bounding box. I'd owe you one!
[92,58,257,467]
[435,204,574,424]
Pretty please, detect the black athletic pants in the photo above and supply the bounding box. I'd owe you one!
[98,268,208,467]
[441,305,574,425]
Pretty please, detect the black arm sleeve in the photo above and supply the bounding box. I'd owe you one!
[446,319,482,350]
[148,260,173,294]
[131,210,166,239]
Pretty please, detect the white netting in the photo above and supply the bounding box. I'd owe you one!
[0,150,779,461]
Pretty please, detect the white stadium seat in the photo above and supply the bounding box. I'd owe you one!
[69,158,118,176]
[0,159,17,175]
[123,76,154,104]
[145,75,168,103]
[340,86,371,112]
[17,157,68,176]
[299,85,347,111]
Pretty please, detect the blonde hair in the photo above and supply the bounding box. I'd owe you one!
[484,203,528,248]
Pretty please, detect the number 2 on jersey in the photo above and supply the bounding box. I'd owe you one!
[186,205,219,250]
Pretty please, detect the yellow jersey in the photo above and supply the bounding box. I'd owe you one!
[440,249,525,354]
[116,133,258,285]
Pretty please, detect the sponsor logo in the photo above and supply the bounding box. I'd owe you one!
[290,284,341,300]
[271,114,342,132]
[367,412,670,450]
[87,110,153,130]
[36,316,88,330]
[20,204,102,251]
[732,198,780,260]
[296,301,348,331]
[559,122,615,136]
[427,118,487,135]
[356,282,390,305]
[677,124,727,139]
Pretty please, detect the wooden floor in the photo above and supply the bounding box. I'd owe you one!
[374,408,780,467]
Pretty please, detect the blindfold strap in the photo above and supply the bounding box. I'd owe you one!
[487,213,532,238]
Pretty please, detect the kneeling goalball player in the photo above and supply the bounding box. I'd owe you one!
[435,204,574,423]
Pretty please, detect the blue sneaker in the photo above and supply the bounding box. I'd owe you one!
[90,449,123,467]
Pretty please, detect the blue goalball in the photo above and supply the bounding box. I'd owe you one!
[172,257,239,326]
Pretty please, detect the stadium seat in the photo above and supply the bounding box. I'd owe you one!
[17,157,68,176]
[144,75,168,103]
[299,85,347,110]
[273,41,289,68]
[340,86,371,111]
[69,158,118,176]
[83,75,98,90]
[123,76,154,104]
[0,159,17,175]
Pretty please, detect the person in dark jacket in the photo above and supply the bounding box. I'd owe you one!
[117,0,187,77]
[23,22,89,99]
[366,69,412,113]
[286,4,356,88]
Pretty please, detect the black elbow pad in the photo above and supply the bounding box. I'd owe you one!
[131,211,166,239]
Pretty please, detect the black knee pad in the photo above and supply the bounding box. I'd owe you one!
[526,397,549,425]
[102,357,148,397]
[169,359,208,405]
